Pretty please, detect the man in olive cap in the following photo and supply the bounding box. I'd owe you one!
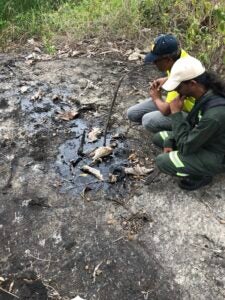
[127,34,195,133]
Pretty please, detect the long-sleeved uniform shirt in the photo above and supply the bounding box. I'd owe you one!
[164,90,225,156]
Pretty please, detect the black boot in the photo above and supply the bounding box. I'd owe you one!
[178,176,212,191]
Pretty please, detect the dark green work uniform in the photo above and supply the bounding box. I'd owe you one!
[153,90,225,178]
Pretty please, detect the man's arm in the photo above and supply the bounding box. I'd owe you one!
[170,96,220,155]
[149,84,171,115]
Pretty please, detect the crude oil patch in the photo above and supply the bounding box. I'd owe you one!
[55,122,135,200]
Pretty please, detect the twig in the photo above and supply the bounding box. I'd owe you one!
[103,63,154,146]
[27,252,58,263]
[192,243,223,254]
[0,287,19,299]
[77,130,86,156]
[112,236,124,243]
[92,261,103,283]
[43,283,61,298]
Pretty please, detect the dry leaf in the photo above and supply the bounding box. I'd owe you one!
[88,127,102,142]
[71,50,82,57]
[128,153,138,161]
[128,48,145,61]
[125,164,154,176]
[80,165,104,181]
[34,47,42,53]
[52,94,61,101]
[20,86,29,93]
[25,60,34,65]
[27,38,36,45]
[79,173,89,177]
[108,173,118,183]
[57,110,79,121]
[31,90,43,100]
[91,146,113,161]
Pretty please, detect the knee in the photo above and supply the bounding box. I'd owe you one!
[152,132,163,148]
[142,113,158,133]
[127,106,140,122]
[155,153,166,171]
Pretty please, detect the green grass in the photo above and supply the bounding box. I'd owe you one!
[0,0,224,67]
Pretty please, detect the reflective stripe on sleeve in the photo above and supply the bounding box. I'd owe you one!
[159,131,169,140]
[169,151,185,168]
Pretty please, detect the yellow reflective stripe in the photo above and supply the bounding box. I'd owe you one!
[169,151,184,168]
[176,172,189,177]
[159,131,169,140]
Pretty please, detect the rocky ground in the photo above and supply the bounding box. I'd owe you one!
[0,49,225,300]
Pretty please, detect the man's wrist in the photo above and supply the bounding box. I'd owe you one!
[152,97,162,103]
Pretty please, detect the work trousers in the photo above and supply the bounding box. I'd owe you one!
[153,131,225,178]
[127,98,172,133]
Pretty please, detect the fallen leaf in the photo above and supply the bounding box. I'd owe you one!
[108,173,118,183]
[52,94,61,101]
[128,48,145,61]
[25,60,34,65]
[81,186,92,198]
[34,47,42,53]
[57,110,79,121]
[95,269,102,276]
[128,153,138,161]
[20,86,29,93]
[91,146,113,161]
[125,165,154,176]
[80,165,104,181]
[31,90,43,100]
[79,173,89,177]
[27,38,36,45]
[71,50,82,57]
[88,127,102,142]
[71,296,86,300]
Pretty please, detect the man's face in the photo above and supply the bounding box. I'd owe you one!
[175,81,193,97]
[153,57,170,72]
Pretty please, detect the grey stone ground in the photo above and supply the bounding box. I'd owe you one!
[0,53,225,300]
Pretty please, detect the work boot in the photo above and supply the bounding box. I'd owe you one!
[178,176,212,191]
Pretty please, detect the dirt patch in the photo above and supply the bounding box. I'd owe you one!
[0,54,183,299]
[1,52,224,300]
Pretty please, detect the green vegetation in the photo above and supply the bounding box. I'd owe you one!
[0,0,224,67]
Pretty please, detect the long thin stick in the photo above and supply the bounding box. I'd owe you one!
[77,130,86,156]
[0,287,19,299]
[103,75,125,146]
[103,63,153,146]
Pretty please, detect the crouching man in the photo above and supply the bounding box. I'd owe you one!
[153,56,225,190]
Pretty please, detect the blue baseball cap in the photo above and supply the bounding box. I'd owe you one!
[145,34,179,63]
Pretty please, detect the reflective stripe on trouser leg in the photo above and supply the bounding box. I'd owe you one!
[169,151,184,168]
[159,131,169,140]
[176,172,189,177]
[169,151,189,176]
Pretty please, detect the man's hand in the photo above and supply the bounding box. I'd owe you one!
[149,85,161,102]
[169,95,186,114]
[163,147,173,153]
[151,77,167,91]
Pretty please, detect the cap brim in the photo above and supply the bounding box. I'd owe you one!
[162,79,181,91]
[144,52,158,63]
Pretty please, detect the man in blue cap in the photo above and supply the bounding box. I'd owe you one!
[127,34,195,133]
